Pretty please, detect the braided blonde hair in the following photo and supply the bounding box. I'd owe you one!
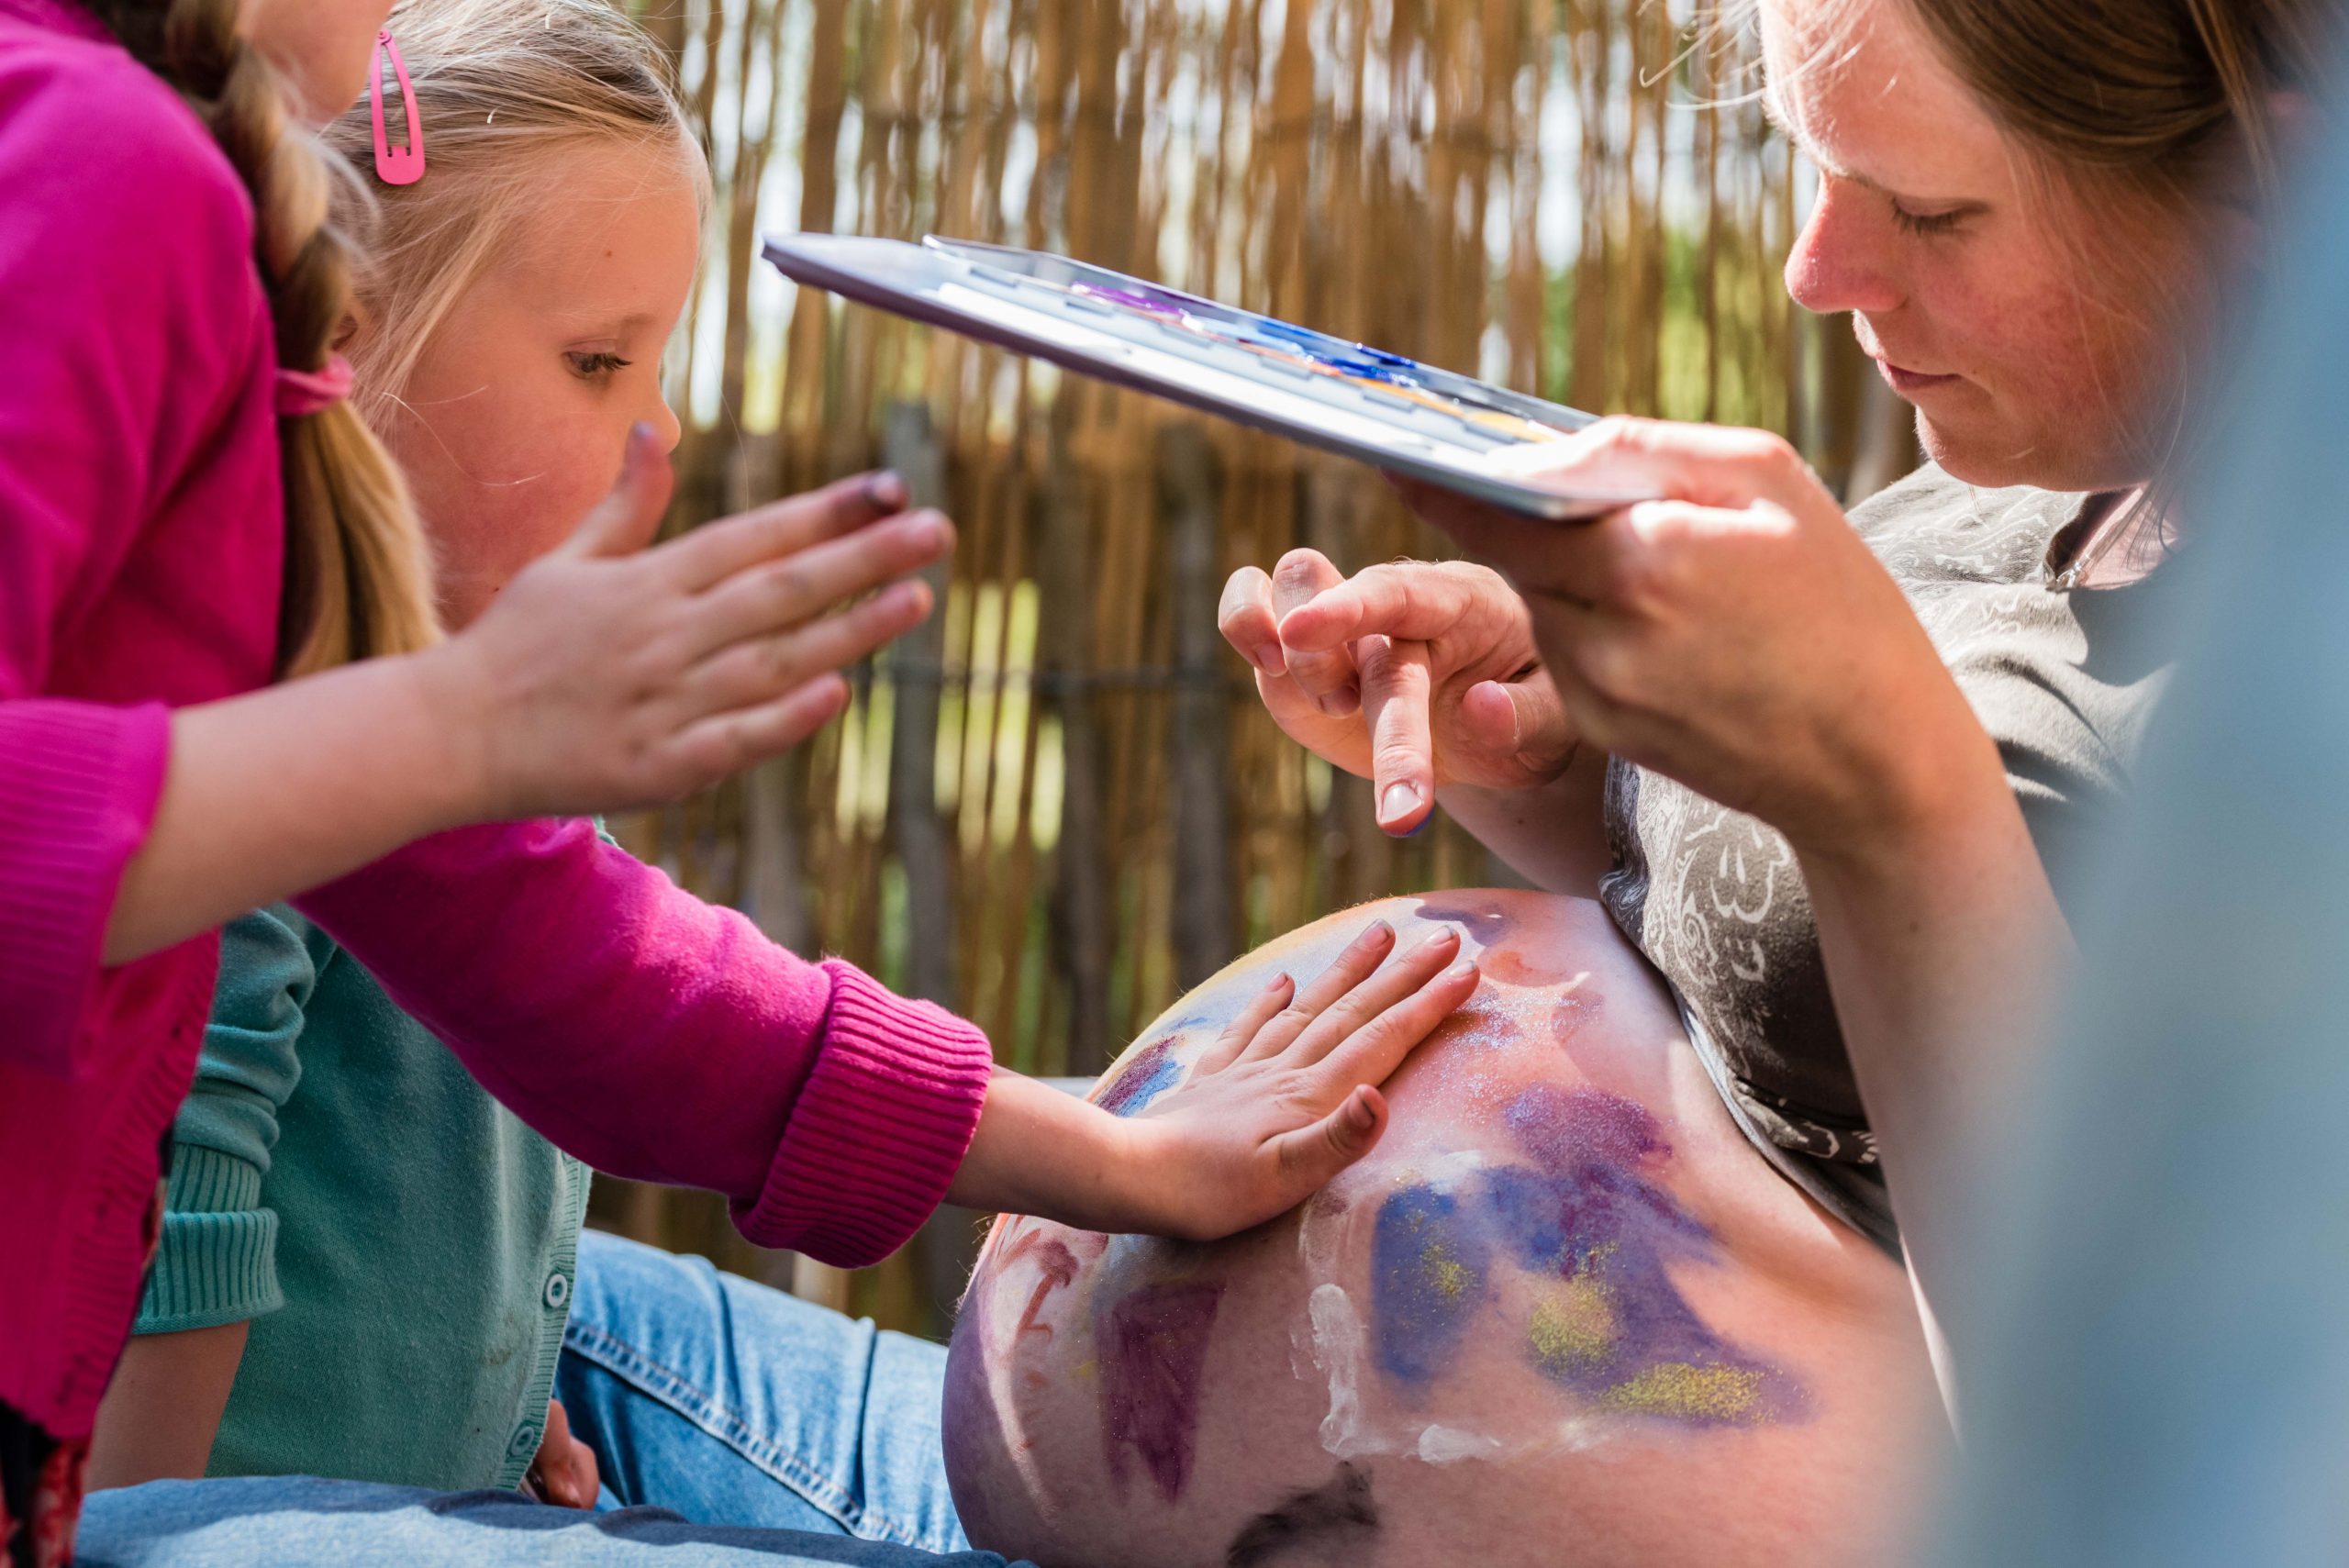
[83,0,441,677]
[317,0,707,435]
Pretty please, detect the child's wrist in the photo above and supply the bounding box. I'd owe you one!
[395,639,504,828]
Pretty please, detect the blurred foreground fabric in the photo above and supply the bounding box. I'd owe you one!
[1929,61,2349,1568]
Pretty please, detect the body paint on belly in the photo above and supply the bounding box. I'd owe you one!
[1097,1036,1187,1117]
[997,1228,1083,1340]
[1369,1185,1492,1385]
[1101,1281,1225,1502]
[1490,1086,1802,1427]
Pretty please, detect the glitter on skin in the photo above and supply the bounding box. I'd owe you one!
[1370,1186,1491,1385]
[1097,1036,1186,1117]
[1527,1280,1619,1376]
[1597,1363,1767,1424]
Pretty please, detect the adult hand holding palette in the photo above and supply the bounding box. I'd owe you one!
[762,234,1647,520]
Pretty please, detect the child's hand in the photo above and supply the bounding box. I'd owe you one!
[950,922,1477,1240]
[1112,921,1475,1238]
[423,426,954,819]
[521,1397,599,1510]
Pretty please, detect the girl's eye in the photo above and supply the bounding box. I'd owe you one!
[1891,203,1965,238]
[567,350,633,381]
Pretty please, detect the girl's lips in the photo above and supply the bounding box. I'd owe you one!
[1875,358,1962,395]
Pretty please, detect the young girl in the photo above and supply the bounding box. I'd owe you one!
[0,3,1475,1564]
[99,2,1474,1543]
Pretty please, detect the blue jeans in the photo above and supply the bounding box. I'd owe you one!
[81,1231,1020,1567]
[78,1477,1019,1567]
[558,1230,966,1553]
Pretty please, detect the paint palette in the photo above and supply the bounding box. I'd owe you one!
[762,234,1646,520]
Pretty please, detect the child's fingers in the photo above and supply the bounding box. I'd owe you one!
[680,511,952,662]
[677,582,932,720]
[663,673,853,786]
[1282,928,1463,1068]
[1302,951,1482,1095]
[1192,973,1296,1076]
[658,471,917,592]
[1266,1084,1388,1190]
[556,424,676,560]
[1235,920,1398,1063]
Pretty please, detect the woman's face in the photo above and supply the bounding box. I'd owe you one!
[374,139,698,629]
[1762,0,2200,494]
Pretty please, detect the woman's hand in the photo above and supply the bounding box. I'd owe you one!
[949,923,1478,1240]
[1220,551,1575,835]
[422,426,955,820]
[1397,417,2005,863]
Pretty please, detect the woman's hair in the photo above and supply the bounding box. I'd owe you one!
[1897,0,2328,212]
[316,0,707,433]
[81,0,441,678]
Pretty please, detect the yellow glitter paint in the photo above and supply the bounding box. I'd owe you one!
[1598,1362,1765,1423]
[1528,1280,1618,1373]
[1420,1240,1471,1302]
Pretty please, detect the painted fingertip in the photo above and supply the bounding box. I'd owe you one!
[1357,918,1395,947]
[1444,957,1480,984]
[864,470,909,510]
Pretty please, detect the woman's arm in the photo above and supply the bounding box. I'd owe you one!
[1391,417,2079,1393]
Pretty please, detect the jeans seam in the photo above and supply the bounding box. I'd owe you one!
[562,1318,937,1551]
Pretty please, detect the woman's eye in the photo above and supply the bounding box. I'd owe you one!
[1891,203,1965,238]
[567,350,633,381]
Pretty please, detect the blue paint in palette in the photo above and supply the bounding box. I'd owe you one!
[1370,1185,1492,1385]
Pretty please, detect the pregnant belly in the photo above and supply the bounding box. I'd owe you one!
[944,893,1945,1568]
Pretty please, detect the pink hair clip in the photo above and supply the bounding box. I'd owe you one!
[370,31,425,186]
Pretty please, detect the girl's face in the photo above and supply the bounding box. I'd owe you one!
[377,139,698,629]
[240,0,395,123]
[1761,0,2203,494]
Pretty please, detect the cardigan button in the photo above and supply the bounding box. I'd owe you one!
[508,1421,541,1460]
[542,1269,571,1310]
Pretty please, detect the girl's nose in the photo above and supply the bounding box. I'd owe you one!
[648,394,685,456]
[1784,178,1905,319]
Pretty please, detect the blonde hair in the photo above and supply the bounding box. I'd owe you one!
[83,0,442,678]
[318,0,707,435]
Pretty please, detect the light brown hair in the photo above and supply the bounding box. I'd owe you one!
[1898,0,2328,210]
[83,0,442,677]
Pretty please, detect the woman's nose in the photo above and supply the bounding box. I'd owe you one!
[1784,180,1904,318]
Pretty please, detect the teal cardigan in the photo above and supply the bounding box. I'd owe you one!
[135,905,591,1491]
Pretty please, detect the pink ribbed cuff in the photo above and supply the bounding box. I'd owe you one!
[0,699,171,1076]
[733,961,993,1266]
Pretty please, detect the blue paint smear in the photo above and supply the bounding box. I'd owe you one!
[1370,1185,1491,1385]
[1097,1039,1185,1118]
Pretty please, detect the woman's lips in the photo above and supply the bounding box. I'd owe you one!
[1874,357,1962,396]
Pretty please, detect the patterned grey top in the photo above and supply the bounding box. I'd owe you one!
[1599,463,2178,1253]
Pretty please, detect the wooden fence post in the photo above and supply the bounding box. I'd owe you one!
[1161,424,1235,990]
[1041,412,1113,1077]
[883,402,958,1009]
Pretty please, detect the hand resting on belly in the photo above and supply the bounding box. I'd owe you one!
[946,892,1946,1568]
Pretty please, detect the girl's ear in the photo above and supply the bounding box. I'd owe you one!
[333,301,370,356]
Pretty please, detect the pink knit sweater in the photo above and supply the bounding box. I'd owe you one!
[0,0,991,1445]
